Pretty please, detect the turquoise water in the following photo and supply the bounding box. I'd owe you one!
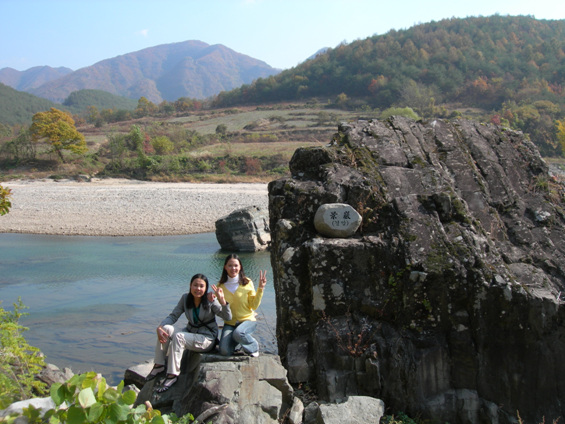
[0,233,276,385]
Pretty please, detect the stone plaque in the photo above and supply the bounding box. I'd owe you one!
[314,203,362,238]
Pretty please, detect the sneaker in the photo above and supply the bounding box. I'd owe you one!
[249,351,259,358]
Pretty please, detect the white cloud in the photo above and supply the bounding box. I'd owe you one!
[137,29,149,37]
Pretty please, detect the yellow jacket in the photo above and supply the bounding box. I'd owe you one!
[219,280,264,326]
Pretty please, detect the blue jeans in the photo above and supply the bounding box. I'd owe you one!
[219,321,258,356]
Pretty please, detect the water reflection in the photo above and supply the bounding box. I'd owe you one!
[0,233,275,385]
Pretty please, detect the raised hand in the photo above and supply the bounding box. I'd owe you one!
[258,270,267,289]
[215,286,226,305]
[208,284,218,302]
[210,284,226,305]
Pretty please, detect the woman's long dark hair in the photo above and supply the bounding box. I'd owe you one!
[219,254,250,286]
[186,273,211,310]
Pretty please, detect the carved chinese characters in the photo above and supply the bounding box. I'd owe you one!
[313,203,362,238]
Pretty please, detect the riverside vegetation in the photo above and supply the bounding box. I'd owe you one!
[2,100,564,185]
[0,102,366,183]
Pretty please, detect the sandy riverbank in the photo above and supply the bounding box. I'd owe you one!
[0,178,269,236]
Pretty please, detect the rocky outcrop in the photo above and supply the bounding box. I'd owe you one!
[133,353,300,424]
[215,205,270,252]
[268,117,565,423]
[36,363,74,386]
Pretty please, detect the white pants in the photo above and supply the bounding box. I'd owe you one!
[154,324,215,375]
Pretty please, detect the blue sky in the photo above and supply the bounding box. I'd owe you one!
[2,0,565,72]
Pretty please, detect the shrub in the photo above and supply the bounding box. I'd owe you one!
[381,412,419,424]
[0,184,12,215]
[196,159,212,173]
[244,157,262,175]
[16,372,195,424]
[0,298,47,409]
[379,107,420,120]
[215,124,228,137]
[151,136,174,155]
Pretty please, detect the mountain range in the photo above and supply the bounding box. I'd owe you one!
[0,40,280,104]
[0,66,72,92]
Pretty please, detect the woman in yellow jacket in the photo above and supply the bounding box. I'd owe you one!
[212,253,267,357]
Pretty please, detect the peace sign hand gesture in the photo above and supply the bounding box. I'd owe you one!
[258,270,267,290]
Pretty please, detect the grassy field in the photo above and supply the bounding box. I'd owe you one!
[1,103,369,182]
[167,106,359,134]
[188,140,325,160]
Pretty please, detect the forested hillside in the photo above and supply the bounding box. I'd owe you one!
[0,86,137,125]
[213,15,565,155]
[0,83,60,126]
[62,90,137,113]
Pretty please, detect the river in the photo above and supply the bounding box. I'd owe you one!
[0,232,276,385]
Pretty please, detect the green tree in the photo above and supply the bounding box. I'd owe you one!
[85,105,100,124]
[0,185,12,216]
[30,108,87,162]
[106,133,127,170]
[335,93,349,108]
[151,135,174,155]
[215,124,228,139]
[135,97,157,118]
[0,123,11,138]
[125,125,144,152]
[400,80,438,118]
[556,120,565,157]
[4,128,36,163]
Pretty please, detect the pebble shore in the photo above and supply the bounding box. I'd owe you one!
[0,179,269,236]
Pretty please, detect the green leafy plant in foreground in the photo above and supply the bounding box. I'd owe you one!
[13,372,195,424]
[0,298,47,409]
[0,184,11,216]
[1,299,196,424]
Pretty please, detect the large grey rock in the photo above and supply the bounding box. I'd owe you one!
[268,117,565,424]
[124,360,155,389]
[215,205,270,252]
[288,396,305,424]
[0,398,56,420]
[314,396,385,424]
[36,363,74,386]
[134,352,296,423]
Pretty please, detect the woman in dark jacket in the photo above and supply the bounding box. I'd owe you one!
[147,273,231,392]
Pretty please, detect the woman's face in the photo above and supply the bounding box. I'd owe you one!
[224,258,241,278]
[190,278,207,298]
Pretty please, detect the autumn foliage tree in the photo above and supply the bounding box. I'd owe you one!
[135,96,157,118]
[30,108,87,162]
